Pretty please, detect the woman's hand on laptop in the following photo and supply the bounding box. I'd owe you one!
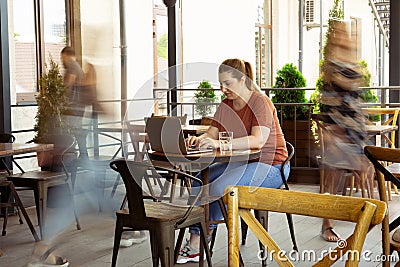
[199,137,217,150]
[186,135,200,148]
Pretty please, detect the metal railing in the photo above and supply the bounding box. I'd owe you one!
[158,86,400,172]
[9,86,400,174]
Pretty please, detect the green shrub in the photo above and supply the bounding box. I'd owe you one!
[271,63,308,120]
[33,56,70,143]
[194,80,217,117]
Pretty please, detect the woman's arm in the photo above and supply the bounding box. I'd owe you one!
[230,125,270,150]
[189,125,270,150]
[186,126,219,148]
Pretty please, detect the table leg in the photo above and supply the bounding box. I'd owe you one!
[200,167,209,267]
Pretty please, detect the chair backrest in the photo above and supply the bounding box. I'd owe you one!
[223,186,387,267]
[109,159,204,225]
[0,133,16,172]
[151,114,188,125]
[0,133,15,143]
[280,141,294,189]
[126,124,148,161]
[364,145,400,202]
[362,108,400,148]
[42,134,76,171]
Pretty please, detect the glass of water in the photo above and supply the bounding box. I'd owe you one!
[219,131,233,152]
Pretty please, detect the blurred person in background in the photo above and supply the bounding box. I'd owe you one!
[318,20,373,242]
[61,46,88,159]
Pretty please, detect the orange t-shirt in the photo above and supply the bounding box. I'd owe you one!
[211,91,287,165]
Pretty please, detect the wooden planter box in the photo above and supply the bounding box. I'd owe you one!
[281,120,320,184]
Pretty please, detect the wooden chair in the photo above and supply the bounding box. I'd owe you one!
[239,141,298,266]
[362,107,399,148]
[312,115,373,198]
[362,107,400,200]
[109,159,212,267]
[224,186,387,267]
[7,134,81,239]
[364,145,400,266]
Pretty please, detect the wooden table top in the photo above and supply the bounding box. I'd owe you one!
[147,149,261,164]
[0,143,54,157]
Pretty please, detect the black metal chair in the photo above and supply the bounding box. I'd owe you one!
[109,159,212,267]
[0,133,24,174]
[7,134,81,239]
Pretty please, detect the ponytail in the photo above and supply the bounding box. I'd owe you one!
[219,58,261,92]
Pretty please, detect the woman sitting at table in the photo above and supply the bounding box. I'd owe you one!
[177,58,288,264]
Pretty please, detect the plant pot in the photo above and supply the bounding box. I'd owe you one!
[280,120,318,168]
[37,150,54,168]
[37,149,69,172]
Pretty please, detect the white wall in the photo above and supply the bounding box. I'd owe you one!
[125,1,154,99]
[344,0,389,86]
[272,0,300,82]
[81,0,120,119]
[182,0,256,66]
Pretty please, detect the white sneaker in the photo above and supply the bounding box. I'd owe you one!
[177,240,202,264]
[119,231,147,247]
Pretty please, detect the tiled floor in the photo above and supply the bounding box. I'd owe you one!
[0,176,399,266]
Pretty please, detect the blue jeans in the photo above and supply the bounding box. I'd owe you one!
[189,161,290,234]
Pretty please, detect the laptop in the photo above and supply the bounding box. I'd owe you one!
[145,116,213,154]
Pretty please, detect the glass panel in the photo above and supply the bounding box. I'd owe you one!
[10,0,39,156]
[153,2,168,114]
[43,0,66,68]
[11,0,37,95]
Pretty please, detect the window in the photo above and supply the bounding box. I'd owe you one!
[11,0,37,94]
[43,0,66,67]
[305,0,315,23]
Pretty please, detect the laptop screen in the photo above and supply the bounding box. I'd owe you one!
[146,117,186,154]
[145,116,213,154]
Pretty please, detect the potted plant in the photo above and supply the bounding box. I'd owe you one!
[271,63,308,120]
[271,63,318,176]
[193,80,217,119]
[32,56,70,169]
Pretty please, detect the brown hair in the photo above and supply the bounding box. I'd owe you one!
[218,58,260,92]
[61,46,75,56]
